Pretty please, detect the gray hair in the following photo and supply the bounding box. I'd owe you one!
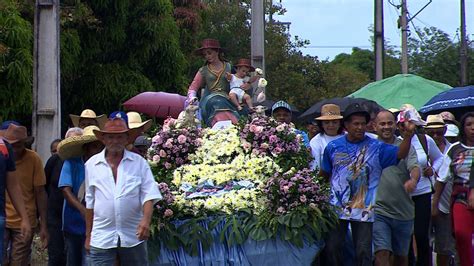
[65,127,83,138]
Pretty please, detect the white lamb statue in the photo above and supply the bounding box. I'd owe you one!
[176,104,200,129]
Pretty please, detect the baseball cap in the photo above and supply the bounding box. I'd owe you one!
[271,101,292,114]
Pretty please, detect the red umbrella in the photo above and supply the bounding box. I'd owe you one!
[123,92,186,119]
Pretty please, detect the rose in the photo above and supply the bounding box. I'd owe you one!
[300,195,307,203]
[177,134,187,144]
[152,155,160,162]
[164,162,172,169]
[255,126,264,134]
[152,135,162,144]
[159,149,167,158]
[249,124,257,133]
[276,124,285,132]
[277,207,286,214]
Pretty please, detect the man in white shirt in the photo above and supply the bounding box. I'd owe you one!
[85,117,162,265]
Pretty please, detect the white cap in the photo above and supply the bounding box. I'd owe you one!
[445,124,459,137]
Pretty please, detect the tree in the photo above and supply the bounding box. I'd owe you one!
[0,0,33,121]
[59,0,187,122]
[408,26,474,86]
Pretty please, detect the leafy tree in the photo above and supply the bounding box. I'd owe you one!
[0,0,33,121]
[59,0,187,121]
[408,26,473,86]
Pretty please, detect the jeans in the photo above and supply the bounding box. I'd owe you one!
[48,223,66,266]
[64,232,87,266]
[89,242,148,266]
[373,214,413,256]
[321,219,373,266]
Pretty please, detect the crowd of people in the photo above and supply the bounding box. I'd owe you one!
[0,37,472,266]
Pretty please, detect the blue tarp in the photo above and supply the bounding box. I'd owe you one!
[150,218,324,266]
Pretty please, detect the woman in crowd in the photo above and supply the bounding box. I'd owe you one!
[433,112,474,266]
[310,104,344,171]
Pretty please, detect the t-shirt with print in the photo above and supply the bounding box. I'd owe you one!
[5,149,46,229]
[321,135,398,222]
[437,142,474,186]
[0,140,15,218]
[58,157,86,235]
[375,137,418,220]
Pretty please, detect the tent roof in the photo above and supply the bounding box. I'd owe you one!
[348,74,452,110]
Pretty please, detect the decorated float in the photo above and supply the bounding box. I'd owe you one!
[146,114,338,265]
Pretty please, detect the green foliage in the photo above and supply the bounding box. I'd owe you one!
[59,0,187,123]
[0,0,33,120]
[408,26,474,86]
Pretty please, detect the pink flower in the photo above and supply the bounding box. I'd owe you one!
[255,126,264,134]
[282,185,290,193]
[164,209,174,217]
[164,162,172,169]
[177,135,187,144]
[152,155,160,162]
[275,124,285,132]
[152,135,162,144]
[260,143,269,150]
[277,207,286,214]
[159,149,167,157]
[269,135,278,143]
[249,124,257,133]
[300,195,307,203]
[164,139,173,149]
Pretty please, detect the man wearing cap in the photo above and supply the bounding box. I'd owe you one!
[0,126,31,264]
[373,110,420,266]
[1,123,48,265]
[271,100,310,147]
[319,103,416,266]
[70,109,107,129]
[85,118,162,265]
[58,126,104,266]
[425,115,458,266]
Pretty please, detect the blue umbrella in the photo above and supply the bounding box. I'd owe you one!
[419,85,474,115]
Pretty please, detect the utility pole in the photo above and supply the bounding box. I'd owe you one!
[251,0,265,103]
[460,0,468,86]
[400,0,409,74]
[32,0,61,163]
[374,0,384,80]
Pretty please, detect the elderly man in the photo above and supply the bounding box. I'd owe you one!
[85,118,161,265]
[373,110,420,266]
[319,104,416,266]
[1,123,48,265]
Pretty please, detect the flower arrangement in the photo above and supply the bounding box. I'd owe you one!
[148,118,202,183]
[240,116,311,171]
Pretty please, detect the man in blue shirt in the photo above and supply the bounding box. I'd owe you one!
[318,104,416,266]
[57,126,104,266]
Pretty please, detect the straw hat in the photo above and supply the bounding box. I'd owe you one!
[316,104,343,121]
[425,114,446,129]
[234,59,255,71]
[57,126,101,160]
[1,124,34,144]
[69,109,107,129]
[93,118,141,145]
[126,112,152,132]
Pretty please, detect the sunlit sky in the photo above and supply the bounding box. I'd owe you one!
[275,0,474,60]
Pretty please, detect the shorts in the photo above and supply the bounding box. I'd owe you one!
[230,88,245,103]
[373,214,413,256]
[432,211,456,256]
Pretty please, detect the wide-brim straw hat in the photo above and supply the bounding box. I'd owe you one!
[57,126,101,160]
[234,59,255,71]
[194,38,225,55]
[127,112,152,132]
[69,109,107,129]
[1,123,34,144]
[93,118,141,145]
[316,104,343,121]
[425,114,446,129]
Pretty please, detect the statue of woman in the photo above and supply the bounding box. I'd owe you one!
[186,39,240,127]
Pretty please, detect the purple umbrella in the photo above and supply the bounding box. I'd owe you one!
[123,92,186,119]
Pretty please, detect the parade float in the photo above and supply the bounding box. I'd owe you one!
[146,115,338,265]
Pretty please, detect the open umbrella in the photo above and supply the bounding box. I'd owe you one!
[298,97,382,122]
[123,92,186,119]
[419,85,474,118]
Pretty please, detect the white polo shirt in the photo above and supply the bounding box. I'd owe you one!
[85,149,162,249]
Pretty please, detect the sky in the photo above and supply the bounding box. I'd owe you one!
[274,0,474,60]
